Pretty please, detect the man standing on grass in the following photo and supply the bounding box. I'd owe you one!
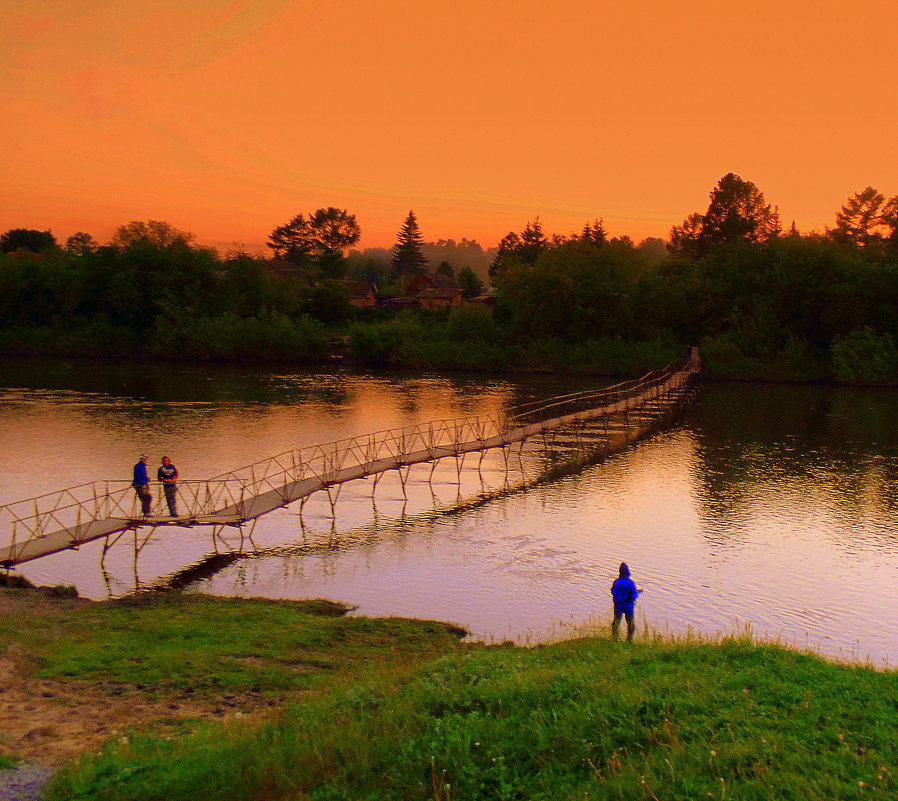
[611,562,640,641]
[132,454,152,516]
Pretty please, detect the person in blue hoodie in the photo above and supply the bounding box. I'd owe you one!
[132,454,152,516]
[610,562,639,641]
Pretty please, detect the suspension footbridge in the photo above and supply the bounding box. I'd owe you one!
[1,350,701,570]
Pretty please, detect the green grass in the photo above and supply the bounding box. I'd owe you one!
[0,591,465,692]
[0,754,18,770]
[45,631,898,801]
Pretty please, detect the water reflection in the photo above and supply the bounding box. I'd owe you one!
[4,360,898,665]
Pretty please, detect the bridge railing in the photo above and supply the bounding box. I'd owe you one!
[2,354,700,557]
[208,358,696,503]
[210,413,512,503]
[0,479,257,555]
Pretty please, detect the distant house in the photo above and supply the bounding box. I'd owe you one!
[470,289,499,307]
[345,281,378,308]
[416,286,463,310]
[405,273,436,297]
[405,272,463,310]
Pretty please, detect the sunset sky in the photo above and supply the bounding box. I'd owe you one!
[2,0,897,253]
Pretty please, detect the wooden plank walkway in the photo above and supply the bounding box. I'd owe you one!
[1,353,700,568]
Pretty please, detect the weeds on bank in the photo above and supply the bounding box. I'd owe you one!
[46,626,898,801]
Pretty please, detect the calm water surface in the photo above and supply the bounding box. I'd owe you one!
[3,358,898,666]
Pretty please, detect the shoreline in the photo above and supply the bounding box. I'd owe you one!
[4,348,898,388]
[5,585,898,800]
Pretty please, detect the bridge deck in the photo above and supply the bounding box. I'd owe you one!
[1,355,700,568]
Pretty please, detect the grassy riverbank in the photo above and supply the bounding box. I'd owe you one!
[3,588,896,800]
[0,589,464,768]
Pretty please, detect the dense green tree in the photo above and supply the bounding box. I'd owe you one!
[0,228,57,253]
[488,218,550,282]
[310,279,352,322]
[110,220,194,249]
[268,214,315,261]
[267,207,361,268]
[668,213,704,258]
[307,207,361,253]
[65,232,99,256]
[497,236,642,342]
[390,210,428,282]
[699,173,781,249]
[488,231,522,282]
[457,266,483,299]
[436,260,455,278]
[670,174,780,258]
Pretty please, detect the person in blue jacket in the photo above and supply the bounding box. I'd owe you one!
[132,454,152,516]
[610,561,640,641]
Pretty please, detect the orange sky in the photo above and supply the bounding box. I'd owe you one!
[2,0,897,253]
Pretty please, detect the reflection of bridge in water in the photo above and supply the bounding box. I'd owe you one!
[1,350,701,577]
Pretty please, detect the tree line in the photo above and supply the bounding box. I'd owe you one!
[3,176,898,381]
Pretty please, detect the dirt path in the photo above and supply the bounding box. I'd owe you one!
[0,590,286,768]
[0,655,282,766]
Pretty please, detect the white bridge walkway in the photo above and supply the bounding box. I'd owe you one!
[1,351,701,569]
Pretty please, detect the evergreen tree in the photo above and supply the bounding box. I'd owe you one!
[579,218,608,246]
[489,231,522,282]
[831,187,887,247]
[390,210,428,281]
[518,217,548,264]
[488,218,550,283]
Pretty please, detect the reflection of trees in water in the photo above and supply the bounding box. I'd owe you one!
[0,358,360,406]
[692,382,898,547]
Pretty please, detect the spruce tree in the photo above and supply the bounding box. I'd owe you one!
[391,210,429,282]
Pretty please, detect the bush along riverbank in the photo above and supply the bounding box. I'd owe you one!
[2,587,894,801]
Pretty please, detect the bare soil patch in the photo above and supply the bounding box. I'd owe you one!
[0,590,285,766]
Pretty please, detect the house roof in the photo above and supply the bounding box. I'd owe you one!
[416,287,461,299]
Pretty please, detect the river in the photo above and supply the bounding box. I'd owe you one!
[2,358,897,666]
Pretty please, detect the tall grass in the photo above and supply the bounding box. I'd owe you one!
[48,630,898,800]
